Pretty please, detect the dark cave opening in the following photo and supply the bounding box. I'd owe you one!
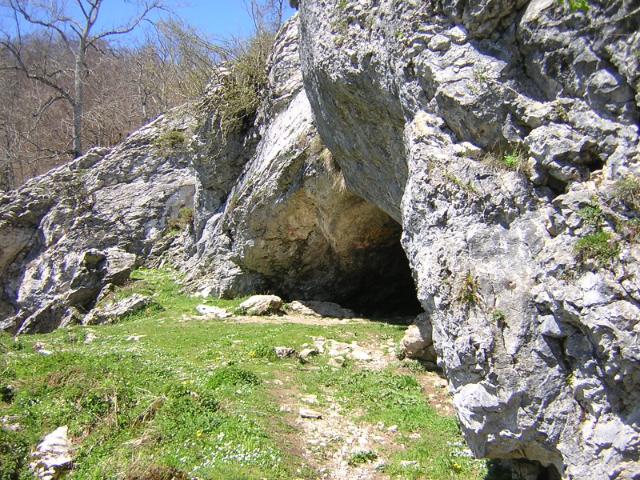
[334,231,423,318]
[252,188,423,320]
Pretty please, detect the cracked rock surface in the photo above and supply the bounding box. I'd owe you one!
[298,0,639,478]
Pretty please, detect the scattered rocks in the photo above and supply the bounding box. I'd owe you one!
[83,331,97,344]
[299,347,320,361]
[301,394,319,405]
[33,342,52,356]
[328,356,345,368]
[195,304,232,318]
[30,426,74,480]
[237,295,283,316]
[0,415,21,432]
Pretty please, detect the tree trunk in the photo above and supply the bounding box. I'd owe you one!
[73,49,85,158]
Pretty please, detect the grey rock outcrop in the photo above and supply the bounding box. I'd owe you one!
[298,1,639,478]
[184,18,420,315]
[0,111,197,333]
[82,294,152,325]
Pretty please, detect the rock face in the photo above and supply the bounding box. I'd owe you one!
[1,2,639,478]
[183,19,421,316]
[0,111,197,333]
[298,1,639,478]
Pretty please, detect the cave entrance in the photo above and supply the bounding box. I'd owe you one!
[329,219,423,318]
[258,190,423,319]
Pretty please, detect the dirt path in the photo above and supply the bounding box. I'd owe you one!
[270,371,392,480]
[264,331,455,479]
[186,312,379,326]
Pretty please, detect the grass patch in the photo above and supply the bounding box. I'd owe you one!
[575,230,619,266]
[1,268,485,479]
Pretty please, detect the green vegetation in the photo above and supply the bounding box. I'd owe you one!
[200,32,273,142]
[337,0,348,10]
[154,129,187,152]
[1,268,488,479]
[167,207,194,235]
[575,231,619,266]
[578,202,605,228]
[502,148,525,171]
[492,310,506,323]
[457,272,481,307]
[348,450,377,466]
[564,0,590,12]
[614,175,640,211]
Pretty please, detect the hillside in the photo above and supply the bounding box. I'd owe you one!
[1,1,639,479]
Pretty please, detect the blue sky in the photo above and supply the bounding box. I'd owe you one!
[95,1,297,42]
[0,1,297,43]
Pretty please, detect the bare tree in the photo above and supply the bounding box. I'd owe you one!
[0,0,163,158]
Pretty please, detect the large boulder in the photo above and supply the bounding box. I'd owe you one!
[401,313,437,363]
[82,294,152,325]
[238,295,283,316]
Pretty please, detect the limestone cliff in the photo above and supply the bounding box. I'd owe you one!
[298,1,639,478]
[1,1,639,478]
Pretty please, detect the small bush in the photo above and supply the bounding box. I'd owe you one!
[502,148,524,171]
[575,231,619,266]
[564,0,589,12]
[578,202,605,228]
[614,175,640,211]
[457,272,480,306]
[207,366,261,389]
[167,207,194,234]
[200,31,273,142]
[154,130,186,151]
[492,310,506,323]
[125,465,189,480]
[0,429,29,480]
[618,218,640,243]
[249,344,278,361]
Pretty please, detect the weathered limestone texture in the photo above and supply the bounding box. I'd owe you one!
[0,112,197,333]
[298,0,639,478]
[184,19,419,313]
[1,2,639,477]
